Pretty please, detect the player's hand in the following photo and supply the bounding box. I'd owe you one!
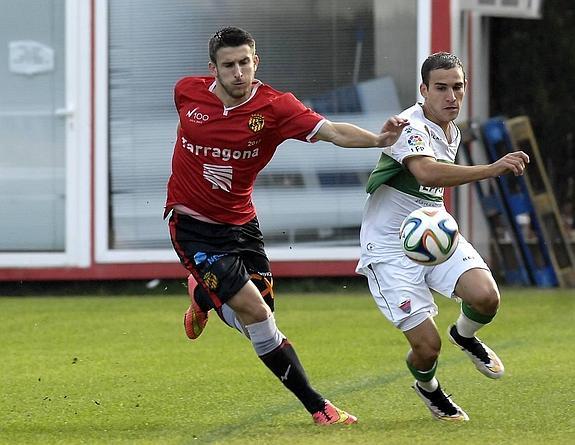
[490,151,530,177]
[378,116,409,147]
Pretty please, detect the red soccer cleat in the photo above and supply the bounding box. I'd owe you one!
[183,274,208,340]
[312,400,358,425]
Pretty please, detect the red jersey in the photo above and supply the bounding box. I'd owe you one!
[165,76,325,224]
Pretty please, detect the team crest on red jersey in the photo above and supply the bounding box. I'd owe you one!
[248,114,265,132]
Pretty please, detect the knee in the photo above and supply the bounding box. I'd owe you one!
[250,302,272,322]
[235,297,271,323]
[228,281,272,324]
[410,338,441,364]
[474,284,500,315]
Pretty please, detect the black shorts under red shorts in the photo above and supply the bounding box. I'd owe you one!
[168,212,274,311]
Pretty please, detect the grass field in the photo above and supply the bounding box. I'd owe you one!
[1,286,574,444]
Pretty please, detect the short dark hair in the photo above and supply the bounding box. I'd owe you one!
[209,27,256,64]
[421,52,466,86]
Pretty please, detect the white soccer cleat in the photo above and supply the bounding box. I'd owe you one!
[412,382,469,422]
[448,325,505,379]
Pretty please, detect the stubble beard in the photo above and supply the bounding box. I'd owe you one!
[218,75,250,101]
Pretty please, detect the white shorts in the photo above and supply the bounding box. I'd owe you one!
[356,236,490,332]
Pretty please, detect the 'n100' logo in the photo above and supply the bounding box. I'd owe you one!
[187,107,209,122]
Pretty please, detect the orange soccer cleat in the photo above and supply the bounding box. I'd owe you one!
[183,274,208,340]
[312,400,358,425]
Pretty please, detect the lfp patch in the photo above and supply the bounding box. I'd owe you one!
[408,134,424,148]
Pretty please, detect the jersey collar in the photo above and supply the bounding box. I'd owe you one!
[417,103,459,145]
[209,79,263,115]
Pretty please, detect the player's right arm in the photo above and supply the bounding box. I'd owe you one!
[315,116,409,148]
[404,151,530,188]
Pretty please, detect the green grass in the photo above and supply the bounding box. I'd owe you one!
[1,288,574,444]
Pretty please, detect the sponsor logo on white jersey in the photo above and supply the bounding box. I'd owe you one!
[203,164,232,192]
[419,185,444,198]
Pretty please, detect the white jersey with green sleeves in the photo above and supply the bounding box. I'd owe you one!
[357,103,461,269]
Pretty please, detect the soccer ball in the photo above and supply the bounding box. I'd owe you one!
[399,207,459,266]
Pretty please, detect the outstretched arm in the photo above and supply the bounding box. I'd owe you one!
[315,116,409,148]
[404,151,530,187]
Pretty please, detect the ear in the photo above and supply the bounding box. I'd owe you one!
[419,82,427,99]
[208,61,217,77]
[253,54,259,71]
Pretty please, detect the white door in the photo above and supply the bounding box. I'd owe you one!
[0,0,90,267]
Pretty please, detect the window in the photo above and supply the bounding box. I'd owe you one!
[107,0,417,252]
[0,0,66,251]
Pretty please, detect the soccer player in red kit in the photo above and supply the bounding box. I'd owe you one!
[165,26,408,425]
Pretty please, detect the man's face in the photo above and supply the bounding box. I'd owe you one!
[209,44,258,104]
[420,67,466,127]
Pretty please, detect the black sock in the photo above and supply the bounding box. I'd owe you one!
[259,339,325,413]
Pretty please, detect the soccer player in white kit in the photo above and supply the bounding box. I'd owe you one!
[356,52,530,421]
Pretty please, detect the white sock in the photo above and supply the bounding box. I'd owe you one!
[245,314,284,355]
[417,377,439,392]
[456,313,485,338]
[220,304,248,336]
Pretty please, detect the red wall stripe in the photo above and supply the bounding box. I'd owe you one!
[431,0,452,52]
[0,260,359,281]
[430,0,453,211]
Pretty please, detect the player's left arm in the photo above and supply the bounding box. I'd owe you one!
[315,116,409,148]
[405,152,529,187]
